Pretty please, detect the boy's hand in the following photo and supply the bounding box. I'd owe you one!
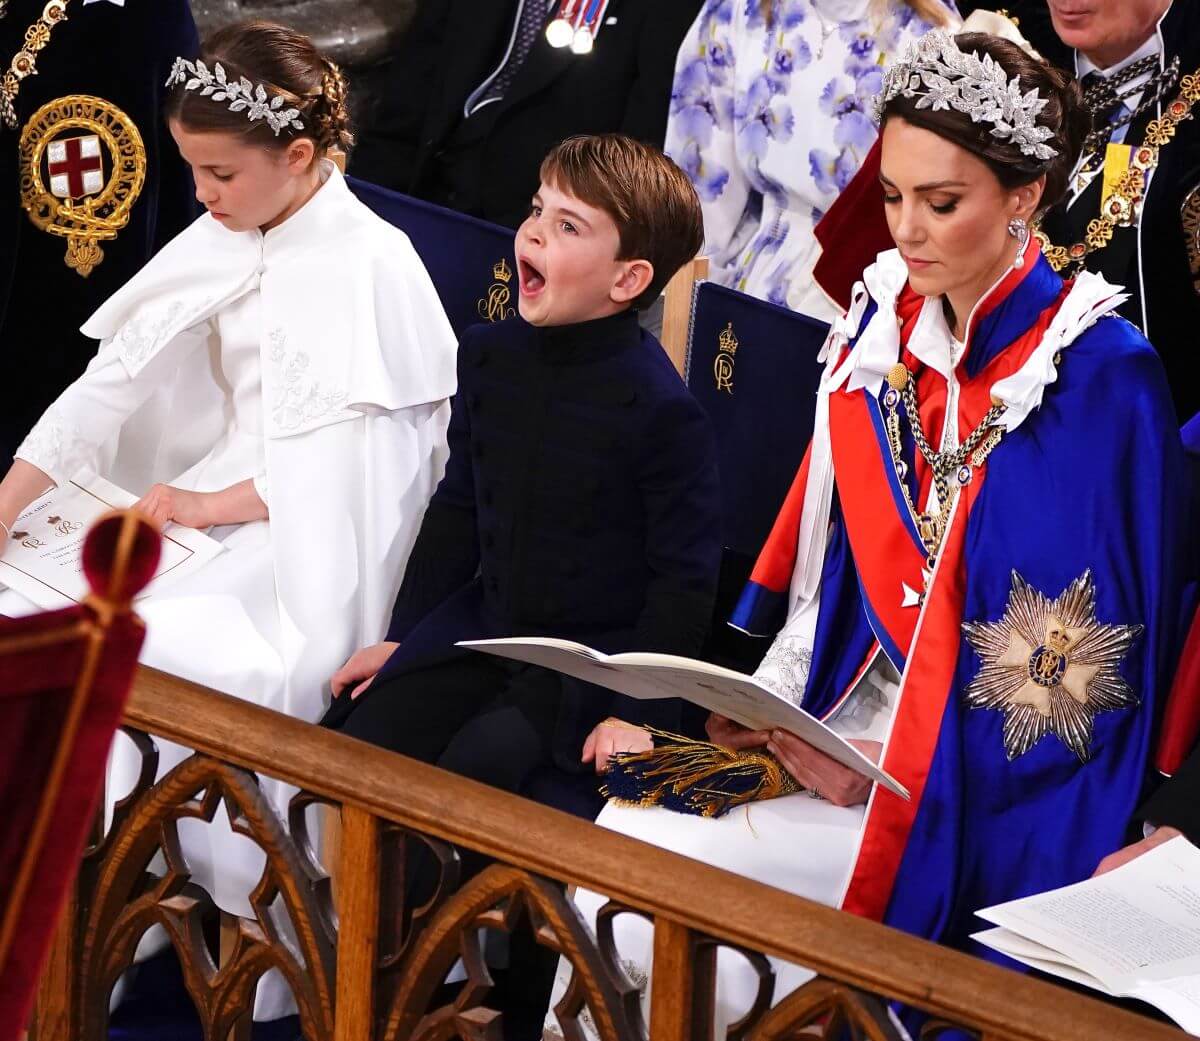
[582,718,653,774]
[331,641,399,699]
[706,713,771,751]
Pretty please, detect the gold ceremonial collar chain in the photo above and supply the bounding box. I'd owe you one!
[882,362,1005,574]
[1034,64,1200,276]
[1,0,71,131]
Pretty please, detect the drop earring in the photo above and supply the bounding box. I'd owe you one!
[1008,217,1030,268]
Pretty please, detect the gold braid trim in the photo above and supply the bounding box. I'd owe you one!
[1035,65,1200,276]
[2,0,71,130]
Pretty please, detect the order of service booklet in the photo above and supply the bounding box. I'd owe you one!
[457,636,908,799]
[0,474,224,611]
[973,836,1200,1034]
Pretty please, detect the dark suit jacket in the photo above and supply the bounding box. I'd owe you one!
[1141,743,1200,843]
[378,309,722,768]
[0,0,199,469]
[961,1,1200,424]
[350,0,703,228]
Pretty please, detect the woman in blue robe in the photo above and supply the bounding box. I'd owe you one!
[547,29,1195,1038]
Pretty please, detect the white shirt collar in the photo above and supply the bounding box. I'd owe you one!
[1075,6,1166,82]
[1076,32,1161,81]
[905,298,959,380]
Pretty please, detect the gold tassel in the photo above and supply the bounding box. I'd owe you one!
[601,729,801,818]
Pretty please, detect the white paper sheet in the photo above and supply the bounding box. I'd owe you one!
[0,474,224,610]
[458,636,908,798]
[975,837,1200,1034]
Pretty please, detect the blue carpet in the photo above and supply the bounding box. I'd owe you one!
[107,951,300,1041]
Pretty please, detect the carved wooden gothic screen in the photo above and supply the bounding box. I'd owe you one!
[30,669,1188,1041]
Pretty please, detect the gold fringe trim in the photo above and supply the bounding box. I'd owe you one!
[601,729,801,818]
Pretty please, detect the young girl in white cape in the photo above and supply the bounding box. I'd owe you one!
[0,20,457,1019]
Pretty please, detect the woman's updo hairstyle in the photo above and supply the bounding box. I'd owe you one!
[166,20,354,157]
[879,32,1090,213]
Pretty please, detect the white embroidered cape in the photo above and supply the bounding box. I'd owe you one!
[16,162,458,713]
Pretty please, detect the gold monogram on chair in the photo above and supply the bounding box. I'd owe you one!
[714,321,737,393]
[477,257,517,323]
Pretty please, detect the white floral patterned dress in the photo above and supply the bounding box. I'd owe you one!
[665,0,955,320]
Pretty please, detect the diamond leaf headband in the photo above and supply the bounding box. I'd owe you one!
[874,29,1058,164]
[166,57,305,136]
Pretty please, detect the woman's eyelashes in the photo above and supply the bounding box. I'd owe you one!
[880,190,960,215]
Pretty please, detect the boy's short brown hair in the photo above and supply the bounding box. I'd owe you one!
[539,134,704,311]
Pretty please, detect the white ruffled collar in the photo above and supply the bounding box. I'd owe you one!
[822,248,1129,432]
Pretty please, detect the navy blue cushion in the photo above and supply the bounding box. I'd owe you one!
[347,178,516,339]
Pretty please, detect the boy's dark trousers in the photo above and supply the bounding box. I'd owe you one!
[325,656,567,1037]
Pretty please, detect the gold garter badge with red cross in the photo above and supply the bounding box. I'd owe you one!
[18,94,146,276]
[962,570,1143,763]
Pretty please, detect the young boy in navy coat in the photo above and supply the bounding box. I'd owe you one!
[324,134,720,807]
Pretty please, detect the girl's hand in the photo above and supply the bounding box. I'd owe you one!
[133,484,214,529]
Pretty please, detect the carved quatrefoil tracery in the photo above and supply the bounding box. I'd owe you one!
[76,736,336,1040]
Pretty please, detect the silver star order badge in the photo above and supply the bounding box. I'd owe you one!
[962,570,1143,763]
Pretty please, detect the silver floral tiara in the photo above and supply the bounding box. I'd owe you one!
[873,29,1058,163]
[166,57,305,136]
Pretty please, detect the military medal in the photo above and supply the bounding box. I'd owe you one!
[545,0,612,55]
[1099,141,1132,209]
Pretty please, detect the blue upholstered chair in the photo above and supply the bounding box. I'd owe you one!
[685,281,830,675]
[347,178,516,339]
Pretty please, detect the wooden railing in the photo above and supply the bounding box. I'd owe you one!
[30,667,1188,1041]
